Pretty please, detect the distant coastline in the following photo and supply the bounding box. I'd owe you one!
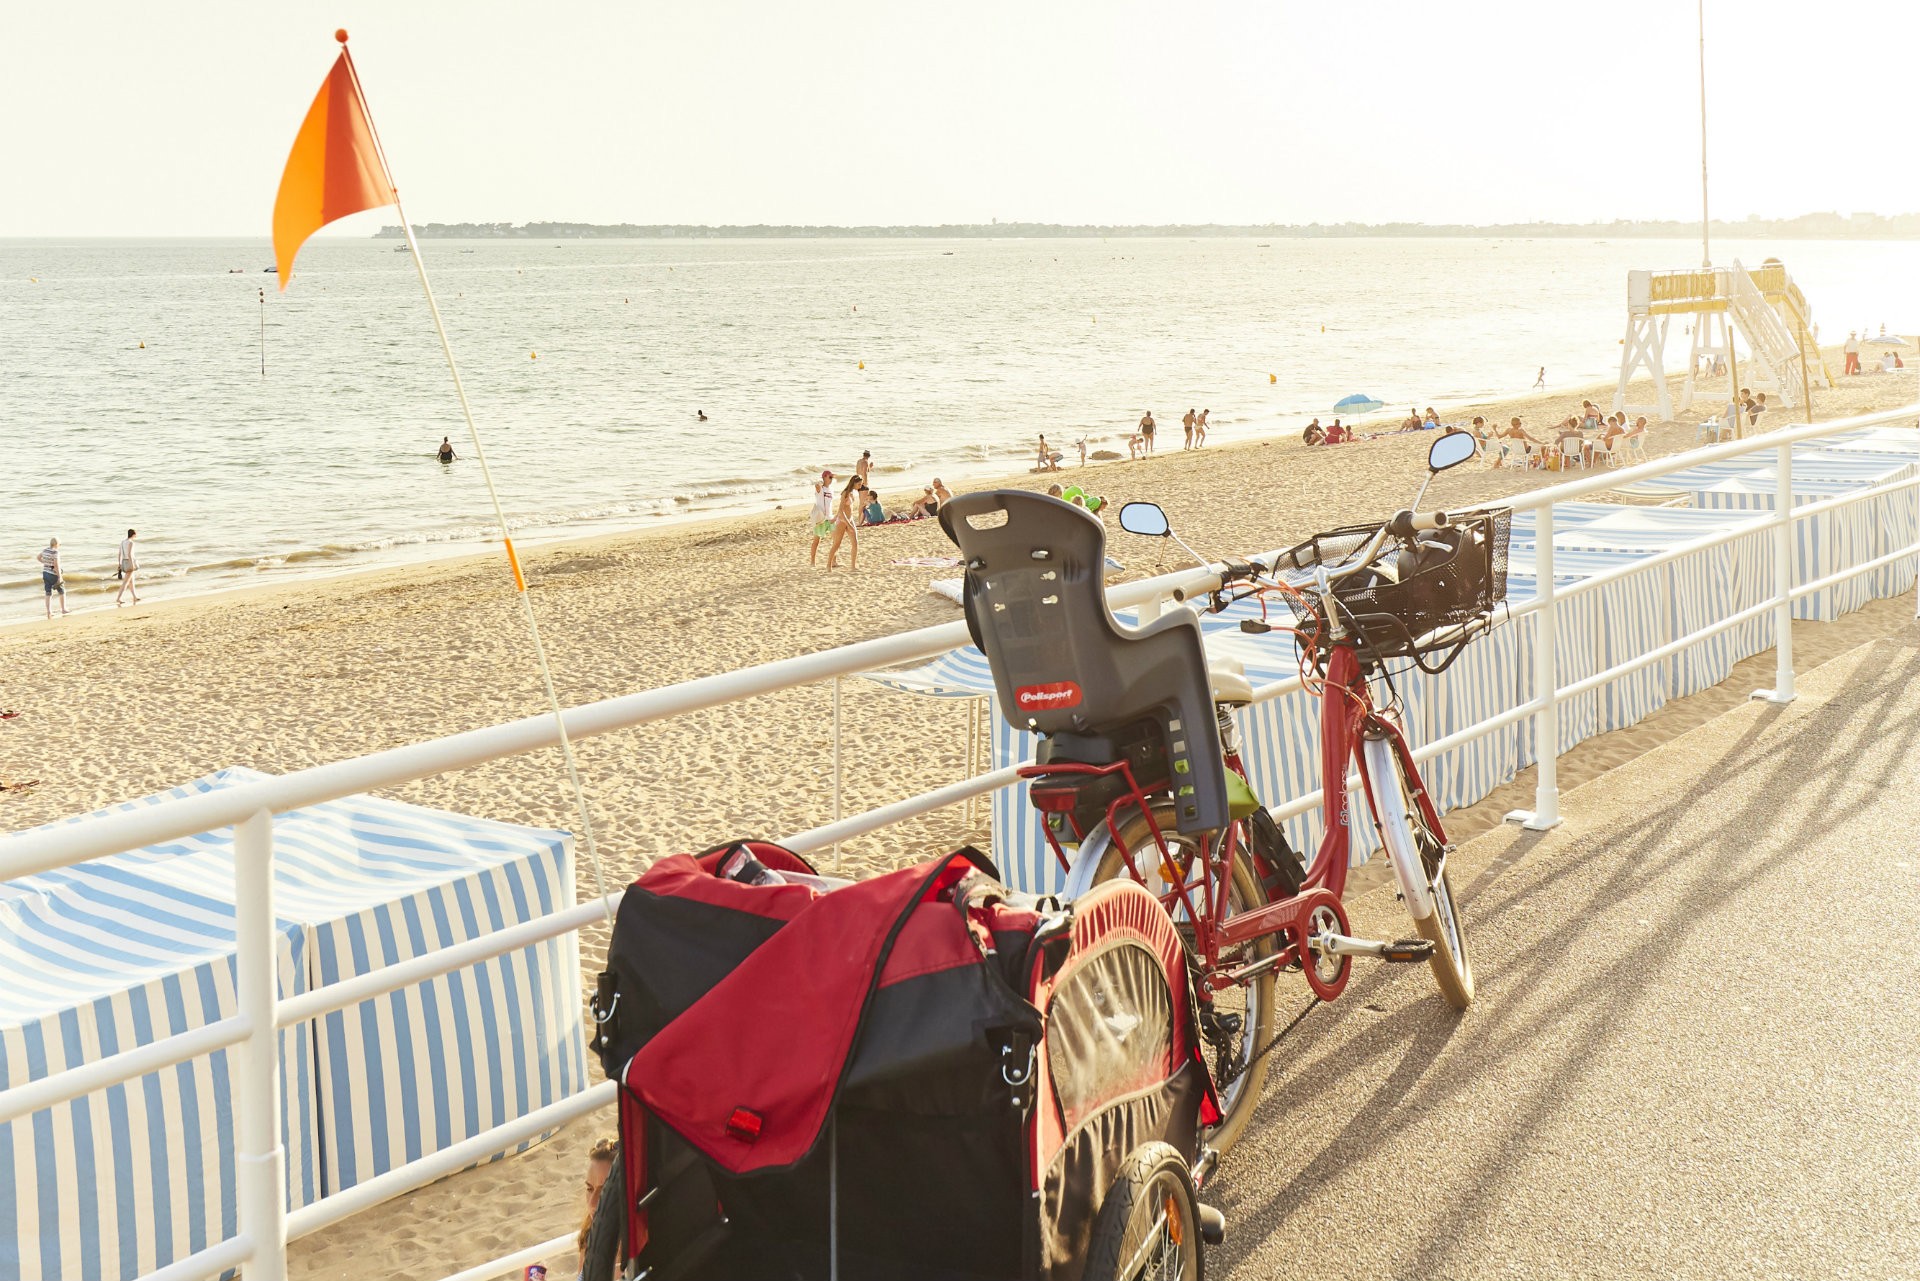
[375,212,1920,240]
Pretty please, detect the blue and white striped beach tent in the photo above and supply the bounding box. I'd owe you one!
[0,863,315,1281]
[0,769,584,1281]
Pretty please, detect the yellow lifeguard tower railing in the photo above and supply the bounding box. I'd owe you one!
[1615,259,1833,421]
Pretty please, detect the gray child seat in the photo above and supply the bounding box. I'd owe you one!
[938,490,1230,836]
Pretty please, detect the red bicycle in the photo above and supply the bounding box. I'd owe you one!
[942,430,1506,1152]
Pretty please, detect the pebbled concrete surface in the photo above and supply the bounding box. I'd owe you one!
[1209,627,1920,1281]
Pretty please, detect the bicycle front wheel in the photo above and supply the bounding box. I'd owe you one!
[1096,804,1275,1156]
[1364,735,1474,1008]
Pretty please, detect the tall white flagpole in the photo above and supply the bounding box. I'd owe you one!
[338,41,613,916]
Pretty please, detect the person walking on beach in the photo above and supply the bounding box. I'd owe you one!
[1195,409,1209,447]
[38,538,67,619]
[116,528,140,605]
[1139,411,1156,455]
[1181,409,1196,450]
[1534,367,1547,389]
[1844,331,1861,376]
[855,450,873,484]
[436,436,455,463]
[807,470,836,566]
[826,477,860,571]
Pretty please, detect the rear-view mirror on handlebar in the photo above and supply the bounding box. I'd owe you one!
[1118,502,1172,537]
[1428,432,1477,473]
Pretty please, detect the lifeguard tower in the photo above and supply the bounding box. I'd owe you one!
[1614,259,1833,421]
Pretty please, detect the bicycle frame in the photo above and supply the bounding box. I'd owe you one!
[1029,638,1450,1004]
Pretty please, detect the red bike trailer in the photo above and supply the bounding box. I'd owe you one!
[585,841,1224,1280]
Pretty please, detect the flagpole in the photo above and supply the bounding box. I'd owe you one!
[335,36,613,917]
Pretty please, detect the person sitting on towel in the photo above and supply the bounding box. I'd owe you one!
[861,486,886,526]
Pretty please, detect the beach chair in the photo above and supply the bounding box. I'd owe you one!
[1559,436,1585,471]
[1623,433,1648,464]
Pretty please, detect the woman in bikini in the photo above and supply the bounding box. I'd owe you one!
[826,477,861,570]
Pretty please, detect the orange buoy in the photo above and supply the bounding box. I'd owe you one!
[858,361,865,370]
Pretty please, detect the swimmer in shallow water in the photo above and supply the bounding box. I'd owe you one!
[696,409,708,422]
[436,436,455,463]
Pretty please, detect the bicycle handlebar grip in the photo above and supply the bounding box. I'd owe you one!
[1388,508,1451,537]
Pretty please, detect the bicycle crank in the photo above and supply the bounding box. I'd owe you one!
[1307,931,1435,964]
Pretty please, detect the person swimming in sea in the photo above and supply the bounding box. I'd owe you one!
[436,436,456,463]
[696,410,708,422]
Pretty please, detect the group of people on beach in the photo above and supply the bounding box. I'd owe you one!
[1841,330,1906,377]
[1118,409,1209,460]
[806,451,952,570]
[33,530,141,619]
[1478,403,1651,468]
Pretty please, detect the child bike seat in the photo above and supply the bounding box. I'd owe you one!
[939,490,1230,836]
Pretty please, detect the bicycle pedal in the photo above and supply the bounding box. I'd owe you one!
[1380,939,1435,963]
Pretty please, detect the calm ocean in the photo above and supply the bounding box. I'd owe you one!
[3,235,1914,621]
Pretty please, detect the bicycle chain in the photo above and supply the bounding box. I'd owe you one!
[1212,996,1320,1089]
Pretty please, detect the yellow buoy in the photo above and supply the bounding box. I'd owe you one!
[530,351,538,360]
[138,341,145,349]
[1268,373,1276,384]
[858,361,865,370]
[1319,325,1325,333]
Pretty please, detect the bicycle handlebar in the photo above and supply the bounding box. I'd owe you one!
[1171,556,1265,603]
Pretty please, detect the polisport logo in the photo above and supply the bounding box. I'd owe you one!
[1015,681,1083,710]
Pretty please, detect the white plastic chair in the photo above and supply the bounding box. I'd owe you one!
[1624,432,1649,463]
[1695,416,1726,445]
[1559,436,1585,471]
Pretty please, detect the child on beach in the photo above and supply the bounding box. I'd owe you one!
[576,1136,617,1255]
[38,538,67,619]
[807,471,836,565]
[1195,409,1209,447]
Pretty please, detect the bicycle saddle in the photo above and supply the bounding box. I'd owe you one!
[938,490,1230,835]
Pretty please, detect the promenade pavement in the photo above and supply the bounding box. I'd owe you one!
[1210,628,1920,1280]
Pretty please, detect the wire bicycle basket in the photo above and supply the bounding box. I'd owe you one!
[1281,507,1511,664]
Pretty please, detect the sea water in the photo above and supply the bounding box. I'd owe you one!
[1,234,1913,621]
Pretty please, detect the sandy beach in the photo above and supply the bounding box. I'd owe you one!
[3,358,1917,1279]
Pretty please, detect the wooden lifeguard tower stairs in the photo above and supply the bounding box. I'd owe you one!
[1614,260,1833,421]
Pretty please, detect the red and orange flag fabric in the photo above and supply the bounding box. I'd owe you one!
[272,32,396,288]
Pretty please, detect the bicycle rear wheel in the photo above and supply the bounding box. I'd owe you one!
[1096,804,1275,1155]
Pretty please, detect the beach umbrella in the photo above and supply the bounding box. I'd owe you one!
[1334,393,1384,412]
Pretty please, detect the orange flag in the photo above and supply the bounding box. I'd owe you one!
[272,34,396,288]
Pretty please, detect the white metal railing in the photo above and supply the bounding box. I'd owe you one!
[1,401,1916,1281]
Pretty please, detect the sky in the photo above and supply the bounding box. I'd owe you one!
[4,0,1919,237]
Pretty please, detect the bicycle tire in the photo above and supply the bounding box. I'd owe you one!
[1380,748,1474,1009]
[1096,805,1275,1156]
[577,1139,627,1281]
[1081,1141,1204,1281]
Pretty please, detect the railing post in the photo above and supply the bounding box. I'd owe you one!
[1752,442,1798,704]
[1507,505,1562,830]
[235,809,287,1281]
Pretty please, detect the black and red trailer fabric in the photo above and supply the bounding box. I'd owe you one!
[590,841,1217,1280]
